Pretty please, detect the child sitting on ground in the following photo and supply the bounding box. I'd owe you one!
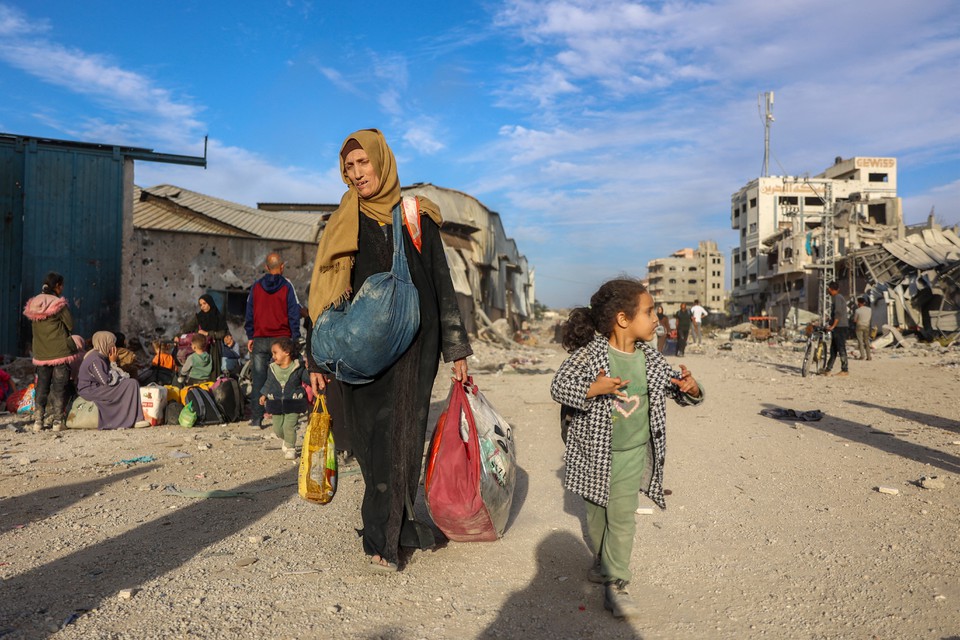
[113,332,140,378]
[220,334,242,377]
[151,340,176,371]
[258,337,311,460]
[179,334,213,385]
[139,339,177,385]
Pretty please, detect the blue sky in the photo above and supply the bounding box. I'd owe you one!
[1,1,958,308]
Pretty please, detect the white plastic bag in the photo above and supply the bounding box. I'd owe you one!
[139,384,168,426]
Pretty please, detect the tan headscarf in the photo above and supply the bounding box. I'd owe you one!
[90,331,116,357]
[308,129,442,319]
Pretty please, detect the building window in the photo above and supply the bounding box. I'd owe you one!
[749,274,757,283]
[749,198,757,208]
[749,248,757,258]
[741,227,746,237]
[778,196,799,206]
[869,173,888,183]
[749,223,757,233]
[804,196,821,206]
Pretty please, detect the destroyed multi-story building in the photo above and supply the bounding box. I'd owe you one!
[729,156,903,324]
[646,240,726,314]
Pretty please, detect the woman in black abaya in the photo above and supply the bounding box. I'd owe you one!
[308,129,471,571]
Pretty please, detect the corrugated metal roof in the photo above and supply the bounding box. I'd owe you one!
[134,184,321,243]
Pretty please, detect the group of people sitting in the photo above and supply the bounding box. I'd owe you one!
[21,272,246,432]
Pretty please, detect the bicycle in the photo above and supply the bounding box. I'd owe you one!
[801,324,832,377]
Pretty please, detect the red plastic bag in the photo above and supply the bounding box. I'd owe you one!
[424,377,516,542]
[6,383,35,414]
[0,369,14,405]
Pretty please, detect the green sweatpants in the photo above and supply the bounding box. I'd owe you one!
[584,444,647,583]
[272,413,300,448]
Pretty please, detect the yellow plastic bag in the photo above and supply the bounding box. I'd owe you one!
[298,395,338,504]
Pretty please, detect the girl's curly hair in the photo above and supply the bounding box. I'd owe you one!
[561,278,647,353]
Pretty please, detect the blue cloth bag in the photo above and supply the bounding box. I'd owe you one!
[311,202,421,384]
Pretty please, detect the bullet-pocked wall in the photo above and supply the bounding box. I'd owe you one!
[122,229,315,341]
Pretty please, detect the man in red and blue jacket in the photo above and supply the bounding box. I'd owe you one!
[244,252,301,427]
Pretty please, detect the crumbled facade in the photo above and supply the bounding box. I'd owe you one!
[730,156,903,324]
[646,241,726,314]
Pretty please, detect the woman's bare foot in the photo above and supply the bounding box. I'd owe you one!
[368,554,398,572]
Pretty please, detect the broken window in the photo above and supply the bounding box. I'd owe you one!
[868,203,887,225]
[868,173,888,183]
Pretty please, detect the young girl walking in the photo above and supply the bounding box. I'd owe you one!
[551,278,703,619]
[259,337,311,460]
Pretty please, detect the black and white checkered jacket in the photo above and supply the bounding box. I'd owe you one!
[551,334,704,508]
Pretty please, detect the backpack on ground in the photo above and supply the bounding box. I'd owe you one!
[164,400,184,426]
[210,376,243,423]
[183,385,224,424]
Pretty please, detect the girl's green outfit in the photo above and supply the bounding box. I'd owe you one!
[552,332,704,612]
[585,346,651,582]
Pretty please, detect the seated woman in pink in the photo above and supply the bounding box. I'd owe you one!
[77,331,141,430]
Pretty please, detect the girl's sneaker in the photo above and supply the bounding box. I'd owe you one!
[604,580,640,618]
[282,443,296,460]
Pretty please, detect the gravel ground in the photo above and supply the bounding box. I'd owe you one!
[1,334,958,639]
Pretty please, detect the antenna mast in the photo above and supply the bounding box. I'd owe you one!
[760,91,774,177]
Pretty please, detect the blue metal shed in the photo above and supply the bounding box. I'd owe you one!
[0,133,205,356]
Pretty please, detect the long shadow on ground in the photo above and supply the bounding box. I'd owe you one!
[481,531,643,639]
[0,465,155,535]
[760,402,960,474]
[845,399,960,434]
[0,466,297,638]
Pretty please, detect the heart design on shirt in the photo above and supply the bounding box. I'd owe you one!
[615,394,641,418]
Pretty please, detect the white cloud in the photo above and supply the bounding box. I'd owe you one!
[403,122,445,155]
[0,26,203,149]
[0,4,46,36]
[902,179,960,227]
[135,139,345,207]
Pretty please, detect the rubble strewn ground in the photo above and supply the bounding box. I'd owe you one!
[1,326,958,639]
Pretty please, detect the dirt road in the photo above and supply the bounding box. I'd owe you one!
[1,336,958,639]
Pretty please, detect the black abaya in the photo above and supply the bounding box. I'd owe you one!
[341,209,472,565]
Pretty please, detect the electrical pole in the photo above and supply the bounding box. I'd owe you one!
[819,183,835,324]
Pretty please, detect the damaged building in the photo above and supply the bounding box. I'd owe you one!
[127,182,534,343]
[730,156,903,325]
[2,130,534,357]
[127,185,321,341]
[729,154,959,336]
[849,217,960,338]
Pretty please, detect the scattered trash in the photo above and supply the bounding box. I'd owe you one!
[114,455,156,466]
[718,342,733,351]
[759,408,824,422]
[248,535,268,544]
[197,442,212,451]
[169,451,191,459]
[877,486,900,495]
[635,506,655,515]
[118,588,137,600]
[919,476,945,490]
